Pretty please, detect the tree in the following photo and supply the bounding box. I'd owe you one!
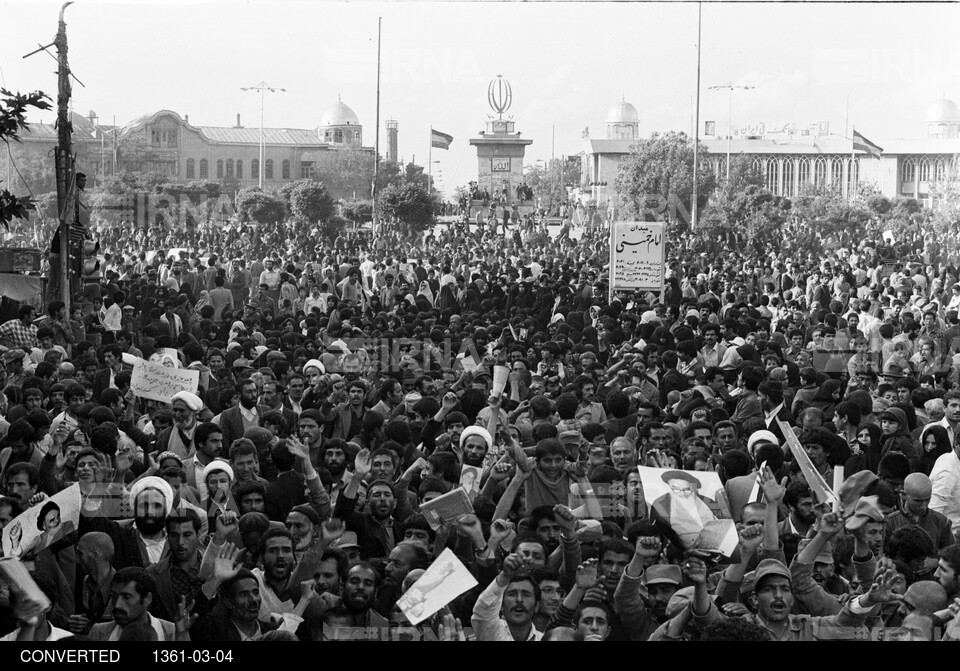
[615,131,716,223]
[342,199,372,223]
[289,179,335,224]
[235,187,286,226]
[378,182,436,233]
[0,89,52,230]
[313,149,375,200]
[403,162,431,192]
[375,159,403,193]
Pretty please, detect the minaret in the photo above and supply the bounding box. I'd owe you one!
[386,119,399,162]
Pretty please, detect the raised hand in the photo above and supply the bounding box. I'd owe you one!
[738,524,764,556]
[563,460,588,478]
[212,542,245,583]
[682,556,708,585]
[321,518,345,544]
[760,467,787,504]
[27,492,49,508]
[575,558,600,590]
[214,510,240,541]
[635,535,663,561]
[488,461,514,483]
[815,512,844,539]
[721,602,750,617]
[456,513,484,542]
[442,392,458,412]
[553,504,578,536]
[353,448,372,478]
[487,519,515,550]
[440,614,467,641]
[501,552,525,579]
[863,568,905,606]
[583,585,608,603]
[285,436,310,461]
[174,596,198,634]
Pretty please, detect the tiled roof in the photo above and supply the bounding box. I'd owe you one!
[197,126,325,146]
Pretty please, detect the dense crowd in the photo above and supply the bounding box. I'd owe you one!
[0,203,959,644]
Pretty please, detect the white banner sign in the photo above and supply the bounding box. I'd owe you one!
[131,357,199,404]
[609,222,665,292]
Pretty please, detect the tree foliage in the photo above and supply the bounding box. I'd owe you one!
[615,131,716,223]
[289,179,335,224]
[378,181,436,232]
[313,149,375,201]
[342,199,372,223]
[236,187,286,226]
[0,89,52,230]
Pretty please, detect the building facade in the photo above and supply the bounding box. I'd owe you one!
[582,97,960,208]
[18,100,373,187]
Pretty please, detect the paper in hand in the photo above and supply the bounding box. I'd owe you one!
[419,488,474,531]
[397,548,478,625]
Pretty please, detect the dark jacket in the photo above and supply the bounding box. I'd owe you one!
[264,471,308,522]
[334,489,410,560]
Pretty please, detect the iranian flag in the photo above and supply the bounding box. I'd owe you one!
[431,129,453,150]
[852,129,883,158]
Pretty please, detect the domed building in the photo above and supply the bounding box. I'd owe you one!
[606,99,639,140]
[318,98,363,146]
[926,97,960,139]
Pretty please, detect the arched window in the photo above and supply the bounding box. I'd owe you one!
[782,159,794,197]
[716,157,725,179]
[797,157,810,188]
[282,159,290,179]
[334,129,343,143]
[265,159,274,180]
[849,157,859,192]
[766,158,780,194]
[216,160,224,179]
[918,157,930,182]
[186,158,195,179]
[251,159,259,181]
[935,157,946,181]
[830,157,844,190]
[199,159,208,179]
[236,160,243,179]
[902,158,916,183]
[752,157,762,174]
[814,157,826,188]
[226,159,234,177]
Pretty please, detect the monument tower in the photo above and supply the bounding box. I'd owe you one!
[469,76,533,201]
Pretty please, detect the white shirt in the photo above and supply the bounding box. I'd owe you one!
[929,451,960,528]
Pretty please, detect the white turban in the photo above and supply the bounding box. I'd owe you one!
[460,426,493,451]
[171,391,203,412]
[129,477,174,516]
[303,359,325,375]
[201,460,235,485]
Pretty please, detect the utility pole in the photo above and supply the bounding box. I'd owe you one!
[709,82,755,182]
[372,17,382,233]
[54,2,73,311]
[240,82,285,188]
[691,2,701,230]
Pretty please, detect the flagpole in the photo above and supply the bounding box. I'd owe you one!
[373,16,382,234]
[429,126,432,193]
[691,1,702,230]
[849,125,855,202]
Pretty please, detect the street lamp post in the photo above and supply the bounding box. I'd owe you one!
[708,82,754,182]
[241,81,285,188]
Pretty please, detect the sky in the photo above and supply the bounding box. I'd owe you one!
[2,0,959,197]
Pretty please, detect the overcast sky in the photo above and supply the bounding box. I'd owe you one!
[2,1,958,196]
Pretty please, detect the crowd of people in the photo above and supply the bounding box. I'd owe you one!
[0,200,960,644]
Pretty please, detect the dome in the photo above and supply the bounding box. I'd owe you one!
[606,100,639,124]
[320,100,360,127]
[926,98,960,123]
